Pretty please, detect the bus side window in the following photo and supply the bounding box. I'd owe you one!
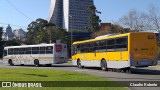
[77,44,81,53]
[3,50,7,56]
[90,42,94,52]
[32,47,40,54]
[46,46,53,54]
[107,39,115,51]
[115,37,128,51]
[94,41,99,52]
[14,48,19,55]
[8,48,14,55]
[72,45,77,55]
[19,48,25,55]
[84,43,88,53]
[40,47,46,54]
[80,44,85,53]
[26,47,31,54]
[99,40,106,52]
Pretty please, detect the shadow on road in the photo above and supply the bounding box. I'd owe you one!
[11,64,77,68]
[102,76,160,81]
[131,68,160,75]
[81,67,160,75]
[52,64,77,67]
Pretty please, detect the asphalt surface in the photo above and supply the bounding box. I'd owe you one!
[0,60,160,90]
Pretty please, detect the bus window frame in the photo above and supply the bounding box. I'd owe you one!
[115,37,128,51]
[3,50,7,57]
[40,47,46,54]
[25,47,31,54]
[72,45,77,55]
[46,46,53,54]
[107,39,116,52]
[32,47,40,54]
[72,36,129,55]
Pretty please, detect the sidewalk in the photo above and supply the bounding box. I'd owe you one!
[0,59,3,63]
[146,61,160,70]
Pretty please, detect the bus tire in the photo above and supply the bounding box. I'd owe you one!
[34,59,40,67]
[101,60,108,71]
[77,60,83,68]
[8,59,14,66]
[123,67,131,74]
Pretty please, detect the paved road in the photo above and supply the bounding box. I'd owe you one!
[0,60,160,90]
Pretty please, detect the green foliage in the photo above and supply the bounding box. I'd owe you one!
[0,68,127,90]
[26,18,68,44]
[0,68,106,81]
[0,27,3,41]
[0,39,21,58]
[4,39,21,47]
[86,4,101,32]
[0,41,4,58]
[44,26,69,44]
[26,18,51,44]
[0,27,3,58]
[92,24,130,38]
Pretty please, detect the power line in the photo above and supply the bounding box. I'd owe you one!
[0,23,28,32]
[6,0,32,21]
[0,22,27,29]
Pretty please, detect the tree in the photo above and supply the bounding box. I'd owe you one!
[0,27,3,58]
[0,27,3,41]
[118,5,160,33]
[43,26,69,44]
[148,5,160,33]
[92,24,130,38]
[26,18,53,44]
[86,4,101,32]
[118,9,151,32]
[26,18,68,44]
[4,39,21,47]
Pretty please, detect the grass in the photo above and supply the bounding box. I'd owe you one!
[0,68,104,81]
[0,68,128,90]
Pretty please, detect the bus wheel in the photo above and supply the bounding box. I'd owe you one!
[77,60,83,68]
[123,67,131,73]
[8,59,14,66]
[101,60,108,71]
[34,60,40,67]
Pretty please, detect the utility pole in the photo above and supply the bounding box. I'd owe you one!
[50,26,52,44]
[69,15,73,57]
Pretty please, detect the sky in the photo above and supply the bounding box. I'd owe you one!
[0,0,160,31]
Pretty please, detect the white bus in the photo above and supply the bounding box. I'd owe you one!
[3,43,68,66]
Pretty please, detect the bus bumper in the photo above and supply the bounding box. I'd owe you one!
[130,57,158,67]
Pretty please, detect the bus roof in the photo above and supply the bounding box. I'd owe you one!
[4,43,57,49]
[72,32,154,45]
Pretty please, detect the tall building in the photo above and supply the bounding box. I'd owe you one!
[48,0,93,31]
[2,24,26,41]
[13,28,26,40]
[2,24,14,40]
[48,0,63,28]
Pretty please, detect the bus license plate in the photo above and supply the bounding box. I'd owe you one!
[139,60,151,65]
